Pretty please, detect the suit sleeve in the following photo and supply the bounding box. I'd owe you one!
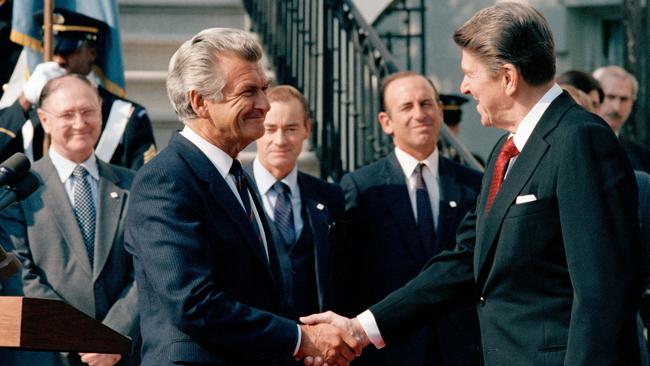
[125,164,297,356]
[0,201,64,300]
[368,209,477,345]
[557,122,645,364]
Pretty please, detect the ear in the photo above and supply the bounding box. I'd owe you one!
[37,108,52,134]
[189,90,210,118]
[502,63,519,96]
[304,118,313,140]
[377,111,394,136]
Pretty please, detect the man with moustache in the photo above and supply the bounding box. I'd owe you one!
[336,71,482,366]
[593,65,650,173]
[303,3,644,366]
[246,86,345,359]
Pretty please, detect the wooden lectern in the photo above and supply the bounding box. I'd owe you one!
[0,297,131,354]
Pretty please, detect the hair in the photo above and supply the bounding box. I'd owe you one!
[266,85,311,125]
[559,84,594,112]
[38,73,100,108]
[166,28,265,122]
[453,2,555,86]
[379,71,440,112]
[592,65,639,100]
[556,70,604,103]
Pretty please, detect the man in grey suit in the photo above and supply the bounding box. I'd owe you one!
[0,74,138,366]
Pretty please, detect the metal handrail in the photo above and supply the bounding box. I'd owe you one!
[243,0,482,181]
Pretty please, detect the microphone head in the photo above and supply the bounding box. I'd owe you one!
[0,153,31,184]
[13,172,41,201]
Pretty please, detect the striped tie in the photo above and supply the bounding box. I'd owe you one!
[272,181,295,246]
[229,160,264,247]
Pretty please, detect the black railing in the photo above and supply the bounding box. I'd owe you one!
[243,0,482,181]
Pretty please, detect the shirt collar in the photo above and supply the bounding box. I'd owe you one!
[180,126,233,179]
[394,146,439,179]
[511,83,563,151]
[49,147,99,183]
[253,157,299,196]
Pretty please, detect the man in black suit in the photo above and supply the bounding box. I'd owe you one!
[334,71,481,366]
[124,28,359,366]
[593,65,650,173]
[246,84,344,331]
[0,9,156,170]
[302,3,645,366]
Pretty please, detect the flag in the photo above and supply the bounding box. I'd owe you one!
[10,0,126,97]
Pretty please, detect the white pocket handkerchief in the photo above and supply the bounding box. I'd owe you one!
[516,194,537,204]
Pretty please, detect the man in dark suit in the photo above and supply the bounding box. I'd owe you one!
[302,3,645,366]
[0,74,138,366]
[124,28,359,366]
[0,9,156,170]
[335,71,481,366]
[593,65,650,174]
[246,85,344,328]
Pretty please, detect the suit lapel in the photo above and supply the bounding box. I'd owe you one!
[475,93,573,281]
[174,136,276,283]
[299,173,329,311]
[383,153,428,259]
[38,157,93,277]
[437,157,462,250]
[93,161,127,281]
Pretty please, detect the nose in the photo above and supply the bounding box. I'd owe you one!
[272,129,288,145]
[413,104,427,121]
[459,76,470,95]
[256,91,271,113]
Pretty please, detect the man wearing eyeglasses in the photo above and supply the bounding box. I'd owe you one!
[0,74,139,366]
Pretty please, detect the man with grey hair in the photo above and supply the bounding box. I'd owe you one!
[302,3,644,366]
[593,65,650,173]
[124,28,359,366]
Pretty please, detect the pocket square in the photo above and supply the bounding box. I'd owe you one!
[516,194,537,204]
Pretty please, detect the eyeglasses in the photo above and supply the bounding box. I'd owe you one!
[40,108,101,125]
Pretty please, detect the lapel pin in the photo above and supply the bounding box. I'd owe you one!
[449,201,457,208]
[110,192,119,199]
[316,203,325,210]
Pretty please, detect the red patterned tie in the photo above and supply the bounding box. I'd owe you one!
[486,137,519,213]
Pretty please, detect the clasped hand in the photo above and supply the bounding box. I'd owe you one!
[296,311,370,366]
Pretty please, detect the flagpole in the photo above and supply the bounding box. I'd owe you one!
[43,0,53,61]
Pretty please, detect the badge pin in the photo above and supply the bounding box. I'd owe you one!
[449,201,457,208]
[110,192,119,199]
[316,203,325,210]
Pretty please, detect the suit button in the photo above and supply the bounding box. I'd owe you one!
[478,296,486,306]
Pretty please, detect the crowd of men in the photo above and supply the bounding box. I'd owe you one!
[0,2,649,366]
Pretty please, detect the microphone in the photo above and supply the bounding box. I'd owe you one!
[0,171,41,212]
[0,153,31,187]
[0,172,40,280]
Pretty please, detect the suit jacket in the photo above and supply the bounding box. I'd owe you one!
[0,155,138,366]
[246,165,345,315]
[0,86,156,170]
[369,92,646,366]
[124,133,297,366]
[621,135,650,174]
[338,152,482,366]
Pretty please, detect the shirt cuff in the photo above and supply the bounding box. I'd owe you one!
[293,324,302,356]
[357,310,386,349]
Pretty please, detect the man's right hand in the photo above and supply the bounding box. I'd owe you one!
[296,323,361,366]
[22,62,67,105]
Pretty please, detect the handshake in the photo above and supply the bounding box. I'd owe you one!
[296,311,371,366]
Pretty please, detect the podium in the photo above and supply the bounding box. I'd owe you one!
[0,297,131,354]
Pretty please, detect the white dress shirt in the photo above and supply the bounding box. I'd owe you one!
[357,83,564,350]
[49,147,99,206]
[253,157,304,238]
[394,146,440,230]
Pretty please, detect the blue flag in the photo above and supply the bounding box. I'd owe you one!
[10,0,126,97]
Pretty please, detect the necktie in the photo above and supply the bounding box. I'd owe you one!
[72,166,95,267]
[415,163,436,255]
[486,137,520,213]
[229,160,264,248]
[272,181,295,246]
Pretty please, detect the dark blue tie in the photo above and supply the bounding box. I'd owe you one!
[229,160,264,248]
[272,181,295,246]
[72,165,95,267]
[415,163,436,256]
